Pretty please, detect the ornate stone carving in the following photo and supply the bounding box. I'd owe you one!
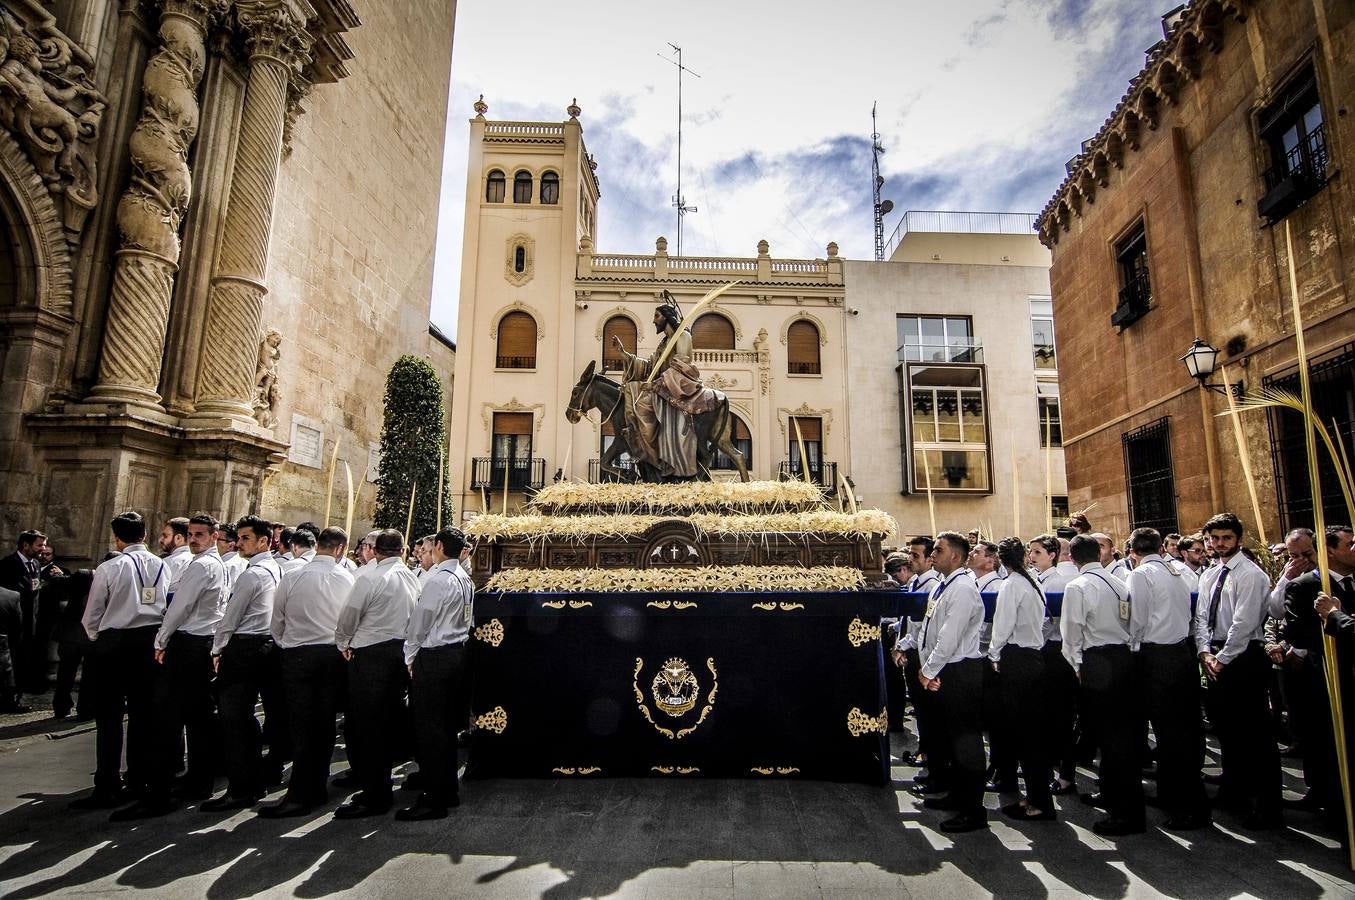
[480,397,545,450]
[0,4,106,243]
[779,313,829,346]
[280,75,312,159]
[91,0,219,404]
[487,300,545,342]
[504,232,535,286]
[777,402,833,438]
[252,328,281,428]
[592,307,640,340]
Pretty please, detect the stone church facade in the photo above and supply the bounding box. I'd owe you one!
[0,0,456,565]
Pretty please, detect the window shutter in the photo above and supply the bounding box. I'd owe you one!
[692,313,735,350]
[733,416,750,441]
[602,316,637,369]
[497,312,537,367]
[493,412,533,436]
[787,321,821,373]
[790,416,822,442]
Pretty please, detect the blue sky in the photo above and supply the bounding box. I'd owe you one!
[428,0,1172,339]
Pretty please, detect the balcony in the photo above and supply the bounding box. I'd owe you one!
[1112,269,1152,329]
[588,458,637,483]
[1259,123,1330,223]
[788,361,822,375]
[471,457,545,492]
[897,338,984,365]
[883,210,1039,261]
[496,355,536,369]
[779,460,838,494]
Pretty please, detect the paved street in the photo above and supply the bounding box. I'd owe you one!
[2,713,1354,899]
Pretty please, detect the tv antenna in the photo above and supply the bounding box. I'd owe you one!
[660,43,700,256]
[871,102,894,261]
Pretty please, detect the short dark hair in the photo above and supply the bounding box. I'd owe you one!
[236,514,272,541]
[936,530,970,560]
[165,516,189,539]
[1165,533,1182,543]
[295,521,321,540]
[1130,527,1161,556]
[16,530,46,549]
[318,527,348,551]
[373,528,405,556]
[1328,525,1355,549]
[188,513,218,531]
[1286,527,1315,543]
[1203,512,1244,539]
[279,527,296,547]
[1177,535,1197,552]
[1070,534,1101,566]
[435,527,467,558]
[975,540,999,558]
[290,528,317,550]
[1067,512,1092,533]
[884,552,908,575]
[1055,526,1078,539]
[110,511,146,543]
[908,535,935,556]
[216,523,238,543]
[1029,533,1059,557]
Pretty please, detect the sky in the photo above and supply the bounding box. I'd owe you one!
[427,0,1173,339]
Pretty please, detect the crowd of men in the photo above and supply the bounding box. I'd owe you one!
[882,513,1355,839]
[1,512,476,823]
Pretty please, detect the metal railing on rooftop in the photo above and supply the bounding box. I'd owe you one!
[883,210,1039,260]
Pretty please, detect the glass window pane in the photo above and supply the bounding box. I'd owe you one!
[1029,299,1052,317]
[915,449,989,491]
[935,389,961,442]
[961,391,985,442]
[945,318,970,340]
[1303,103,1323,135]
[912,391,935,442]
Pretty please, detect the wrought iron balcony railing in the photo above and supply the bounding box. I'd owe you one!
[471,457,545,491]
[588,458,638,483]
[779,460,838,493]
[1112,269,1152,328]
[495,355,536,369]
[1259,123,1330,222]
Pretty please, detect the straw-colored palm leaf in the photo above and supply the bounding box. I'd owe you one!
[465,509,898,543]
[485,564,865,594]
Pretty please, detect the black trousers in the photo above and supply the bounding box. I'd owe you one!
[93,625,169,798]
[53,640,94,718]
[936,657,986,817]
[411,642,467,807]
[280,644,345,806]
[1041,640,1079,782]
[0,633,16,707]
[260,650,291,767]
[1207,641,1282,816]
[1082,644,1144,825]
[158,632,219,787]
[347,639,408,806]
[983,658,1016,784]
[999,645,1052,810]
[1138,640,1207,819]
[216,634,273,800]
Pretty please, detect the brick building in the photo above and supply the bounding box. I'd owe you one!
[1035,0,1353,541]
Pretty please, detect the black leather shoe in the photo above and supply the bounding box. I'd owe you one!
[1092,817,1146,837]
[69,790,129,811]
[939,812,988,833]
[1162,813,1211,831]
[256,800,315,819]
[335,801,390,819]
[109,798,177,822]
[395,804,448,821]
[1049,779,1075,796]
[200,794,260,813]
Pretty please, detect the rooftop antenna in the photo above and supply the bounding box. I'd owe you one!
[871,102,894,261]
[660,43,700,256]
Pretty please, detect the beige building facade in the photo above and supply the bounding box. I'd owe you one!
[448,104,852,514]
[0,0,456,564]
[846,212,1066,539]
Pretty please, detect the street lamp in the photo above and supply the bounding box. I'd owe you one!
[1181,338,1242,397]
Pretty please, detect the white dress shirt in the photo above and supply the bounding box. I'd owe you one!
[1061,562,1135,670]
[82,544,168,639]
[894,568,941,652]
[405,559,476,665]
[1168,557,1199,591]
[279,549,316,577]
[220,550,248,595]
[975,571,1003,650]
[155,547,226,649]
[213,552,281,654]
[1193,551,1271,665]
[989,574,1046,661]
[336,556,420,651]
[340,556,358,572]
[1108,557,1135,581]
[1037,565,1070,643]
[162,544,193,588]
[1266,574,1293,620]
[1127,554,1192,648]
[919,569,983,680]
[272,555,355,649]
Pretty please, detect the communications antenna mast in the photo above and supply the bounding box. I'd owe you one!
[661,43,700,256]
[871,102,894,261]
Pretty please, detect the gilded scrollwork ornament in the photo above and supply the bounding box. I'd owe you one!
[846,706,888,737]
[633,656,718,739]
[473,619,505,647]
[847,616,882,647]
[474,706,508,734]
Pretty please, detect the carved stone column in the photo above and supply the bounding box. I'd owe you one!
[191,2,311,424]
[88,0,221,408]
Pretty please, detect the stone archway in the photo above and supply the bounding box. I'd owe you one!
[0,129,75,315]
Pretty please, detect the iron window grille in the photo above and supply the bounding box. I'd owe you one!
[1122,416,1179,535]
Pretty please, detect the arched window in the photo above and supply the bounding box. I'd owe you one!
[787,320,821,374]
[691,312,735,350]
[713,415,752,470]
[512,170,533,203]
[601,315,637,372]
[485,170,505,203]
[540,172,560,204]
[496,311,537,368]
[513,245,526,273]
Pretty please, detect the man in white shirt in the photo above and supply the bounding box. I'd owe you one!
[1264,528,1316,620]
[1193,512,1282,829]
[153,514,226,802]
[399,527,476,821]
[258,527,354,819]
[72,512,172,820]
[334,528,420,818]
[414,535,437,586]
[216,523,248,595]
[279,528,317,577]
[358,531,381,567]
[1126,527,1209,831]
[893,536,940,771]
[1029,533,1077,796]
[968,540,1011,792]
[203,515,284,813]
[916,531,987,833]
[1061,534,1145,836]
[158,516,192,585]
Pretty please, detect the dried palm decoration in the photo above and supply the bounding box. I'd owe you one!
[485,564,865,594]
[465,509,898,544]
[529,480,827,516]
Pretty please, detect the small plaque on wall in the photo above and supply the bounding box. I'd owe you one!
[288,414,324,468]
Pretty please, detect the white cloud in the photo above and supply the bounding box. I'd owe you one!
[429,0,1168,338]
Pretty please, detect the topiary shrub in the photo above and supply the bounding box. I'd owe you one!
[374,354,449,539]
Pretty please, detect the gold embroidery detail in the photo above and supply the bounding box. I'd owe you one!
[751,766,802,776]
[847,616,881,647]
[634,657,719,739]
[647,600,671,609]
[846,706,888,737]
[651,766,700,775]
[751,767,774,775]
[652,657,699,716]
[673,600,698,609]
[474,619,504,647]
[541,599,592,610]
[542,600,566,609]
[751,601,777,611]
[776,767,801,775]
[569,600,592,608]
[474,706,508,734]
[752,601,806,612]
[552,766,602,776]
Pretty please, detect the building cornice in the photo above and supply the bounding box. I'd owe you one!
[1034,0,1248,248]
